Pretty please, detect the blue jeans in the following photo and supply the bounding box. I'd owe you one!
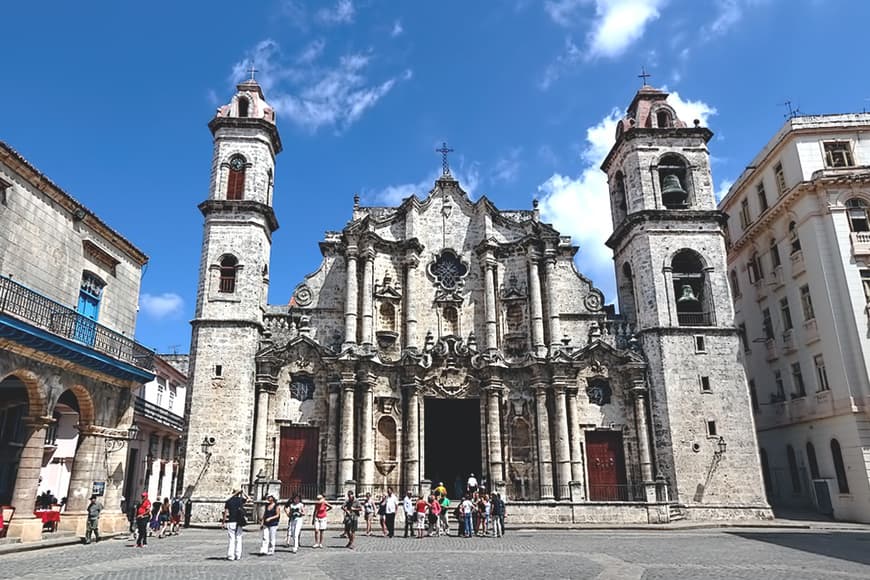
[463,513,472,537]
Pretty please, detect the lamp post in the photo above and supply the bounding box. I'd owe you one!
[105,422,140,453]
[713,436,727,459]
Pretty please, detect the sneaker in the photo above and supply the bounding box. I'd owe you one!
[292,547,298,553]
[227,556,234,561]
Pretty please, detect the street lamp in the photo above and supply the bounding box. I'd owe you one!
[105,422,140,453]
[714,436,727,459]
[201,436,216,456]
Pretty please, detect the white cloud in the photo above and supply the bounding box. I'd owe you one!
[491,148,523,183]
[370,163,481,206]
[586,0,668,59]
[391,20,404,37]
[539,37,583,90]
[230,40,410,132]
[714,178,733,203]
[140,293,184,319]
[544,0,585,26]
[667,90,717,127]
[706,0,768,37]
[317,0,355,24]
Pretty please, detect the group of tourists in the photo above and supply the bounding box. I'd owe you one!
[129,492,185,548]
[221,474,507,559]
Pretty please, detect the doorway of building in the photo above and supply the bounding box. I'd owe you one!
[586,430,628,501]
[424,398,481,499]
[278,426,318,499]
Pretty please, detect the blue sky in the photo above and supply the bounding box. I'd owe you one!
[3,0,868,354]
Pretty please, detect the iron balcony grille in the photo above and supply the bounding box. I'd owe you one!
[133,396,184,431]
[677,311,714,326]
[0,275,154,370]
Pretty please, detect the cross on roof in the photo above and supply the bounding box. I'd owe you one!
[247,64,258,82]
[638,66,651,87]
[436,141,454,176]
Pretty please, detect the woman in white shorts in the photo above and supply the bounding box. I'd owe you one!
[312,494,332,548]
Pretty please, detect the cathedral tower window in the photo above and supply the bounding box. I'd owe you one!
[831,439,850,493]
[845,198,869,232]
[671,249,712,326]
[219,255,238,293]
[656,110,672,128]
[620,262,638,319]
[659,154,690,209]
[227,155,247,200]
[238,97,250,118]
[613,171,627,211]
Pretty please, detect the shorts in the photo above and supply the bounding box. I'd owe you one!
[416,513,427,529]
[170,515,181,524]
[344,517,358,533]
[314,517,328,531]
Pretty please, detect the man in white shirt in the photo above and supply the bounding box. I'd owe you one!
[467,473,479,494]
[384,488,399,538]
[402,490,415,538]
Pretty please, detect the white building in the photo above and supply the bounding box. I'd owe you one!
[719,113,870,522]
[124,356,187,504]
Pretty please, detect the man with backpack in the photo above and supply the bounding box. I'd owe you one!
[222,489,248,561]
[169,496,184,535]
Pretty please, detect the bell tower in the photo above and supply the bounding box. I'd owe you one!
[602,86,770,518]
[184,77,282,520]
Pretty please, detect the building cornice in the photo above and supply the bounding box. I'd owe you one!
[606,209,727,249]
[208,117,283,155]
[198,199,279,234]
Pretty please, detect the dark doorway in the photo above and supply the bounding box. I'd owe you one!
[424,398,481,499]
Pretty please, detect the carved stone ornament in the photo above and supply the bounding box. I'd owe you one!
[428,249,469,292]
[290,378,315,402]
[586,378,612,406]
[584,290,604,312]
[293,284,313,307]
[500,274,527,301]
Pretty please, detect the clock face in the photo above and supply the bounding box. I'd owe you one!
[230,157,245,171]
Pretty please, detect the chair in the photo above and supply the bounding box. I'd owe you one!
[0,505,14,538]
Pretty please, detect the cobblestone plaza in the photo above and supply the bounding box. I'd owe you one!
[1,527,868,579]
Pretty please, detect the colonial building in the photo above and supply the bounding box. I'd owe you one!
[720,113,870,522]
[0,141,154,541]
[123,355,187,503]
[183,81,770,523]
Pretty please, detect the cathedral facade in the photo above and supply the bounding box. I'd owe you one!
[183,80,772,523]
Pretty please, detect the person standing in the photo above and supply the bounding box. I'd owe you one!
[402,490,415,538]
[169,497,184,535]
[284,494,304,553]
[383,488,399,538]
[157,497,171,538]
[491,492,505,537]
[312,494,332,548]
[460,494,474,538]
[259,494,279,555]
[427,494,441,536]
[438,493,450,536]
[414,494,428,539]
[135,492,151,548]
[362,492,375,536]
[341,490,362,549]
[84,495,102,544]
[466,473,479,494]
[222,489,248,561]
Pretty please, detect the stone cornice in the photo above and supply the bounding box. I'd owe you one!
[198,199,279,234]
[602,127,713,172]
[606,209,727,249]
[208,116,283,155]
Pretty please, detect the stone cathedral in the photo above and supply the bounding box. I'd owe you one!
[183,79,772,524]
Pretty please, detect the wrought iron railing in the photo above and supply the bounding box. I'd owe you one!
[134,396,184,431]
[279,482,322,501]
[677,311,714,326]
[588,483,647,502]
[0,275,154,370]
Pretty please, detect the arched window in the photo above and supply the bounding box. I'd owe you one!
[219,255,238,293]
[786,444,801,493]
[770,238,782,269]
[845,198,869,232]
[442,306,459,336]
[806,442,820,480]
[831,439,850,493]
[377,416,397,462]
[379,302,396,332]
[788,221,802,254]
[238,97,250,118]
[672,250,711,326]
[227,155,246,200]
[613,171,627,211]
[656,110,672,128]
[748,251,763,284]
[659,154,689,209]
[759,448,772,497]
[621,262,638,319]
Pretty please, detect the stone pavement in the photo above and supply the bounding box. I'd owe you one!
[0,527,868,579]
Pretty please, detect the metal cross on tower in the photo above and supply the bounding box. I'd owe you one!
[638,66,651,87]
[436,141,454,176]
[247,64,258,81]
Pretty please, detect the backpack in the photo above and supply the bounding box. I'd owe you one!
[171,500,182,516]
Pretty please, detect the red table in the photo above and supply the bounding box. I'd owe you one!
[34,510,61,531]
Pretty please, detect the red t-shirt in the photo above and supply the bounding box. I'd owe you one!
[137,499,151,518]
[415,499,427,514]
[315,502,329,518]
[429,500,441,516]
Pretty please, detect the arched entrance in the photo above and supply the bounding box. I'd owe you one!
[423,398,481,498]
[0,375,31,505]
[37,390,83,508]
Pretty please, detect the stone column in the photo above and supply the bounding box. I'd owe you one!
[404,254,420,350]
[552,382,572,499]
[631,381,656,502]
[338,376,356,488]
[65,427,101,514]
[566,387,585,498]
[483,256,498,351]
[403,380,420,493]
[358,376,375,486]
[343,247,359,348]
[534,384,554,499]
[528,251,547,357]
[7,416,51,541]
[360,248,375,346]
[545,251,562,352]
[485,383,505,488]
[324,381,341,496]
[251,383,273,481]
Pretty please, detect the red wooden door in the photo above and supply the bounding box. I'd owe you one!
[278,427,319,497]
[585,431,627,501]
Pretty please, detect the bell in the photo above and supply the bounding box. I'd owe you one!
[661,173,688,207]
[677,284,699,303]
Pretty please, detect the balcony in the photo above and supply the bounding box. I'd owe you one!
[769,266,785,289]
[0,275,154,380]
[850,232,870,257]
[134,396,184,431]
[677,311,713,326]
[765,338,778,361]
